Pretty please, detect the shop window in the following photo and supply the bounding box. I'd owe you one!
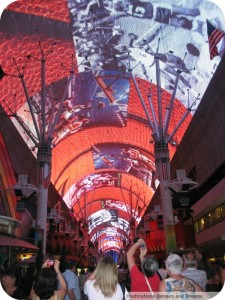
[194,202,225,233]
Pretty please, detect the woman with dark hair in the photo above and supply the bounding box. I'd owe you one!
[84,255,127,299]
[30,259,67,300]
[195,249,209,272]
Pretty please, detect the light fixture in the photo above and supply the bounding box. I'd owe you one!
[166,169,198,193]
[6,183,40,198]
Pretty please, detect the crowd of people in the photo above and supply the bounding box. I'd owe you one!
[0,240,225,300]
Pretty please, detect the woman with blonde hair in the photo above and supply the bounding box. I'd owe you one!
[84,256,127,299]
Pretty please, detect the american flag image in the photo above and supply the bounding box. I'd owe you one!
[39,161,45,183]
[207,19,225,60]
[151,170,157,191]
[39,161,51,189]
[160,157,169,180]
[42,173,51,189]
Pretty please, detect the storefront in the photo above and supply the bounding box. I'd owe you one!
[0,215,38,270]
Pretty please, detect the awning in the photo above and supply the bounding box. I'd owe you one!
[0,234,39,250]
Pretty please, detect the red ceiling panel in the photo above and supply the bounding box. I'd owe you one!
[69,184,152,220]
[7,0,70,23]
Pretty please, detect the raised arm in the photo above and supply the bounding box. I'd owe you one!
[54,259,67,300]
[127,238,146,271]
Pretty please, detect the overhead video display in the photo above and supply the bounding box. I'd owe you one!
[63,171,121,209]
[68,0,225,108]
[52,70,129,144]
[14,69,129,146]
[88,209,117,232]
[99,236,123,252]
[91,226,127,242]
[93,143,155,187]
[88,209,130,234]
[103,199,140,222]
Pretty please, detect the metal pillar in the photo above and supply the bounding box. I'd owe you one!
[126,44,196,253]
[154,142,176,252]
[36,144,52,255]
[3,49,76,255]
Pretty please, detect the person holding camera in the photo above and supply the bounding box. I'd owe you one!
[127,238,161,295]
[30,259,67,300]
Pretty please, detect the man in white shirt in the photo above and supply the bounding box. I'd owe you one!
[181,251,207,290]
